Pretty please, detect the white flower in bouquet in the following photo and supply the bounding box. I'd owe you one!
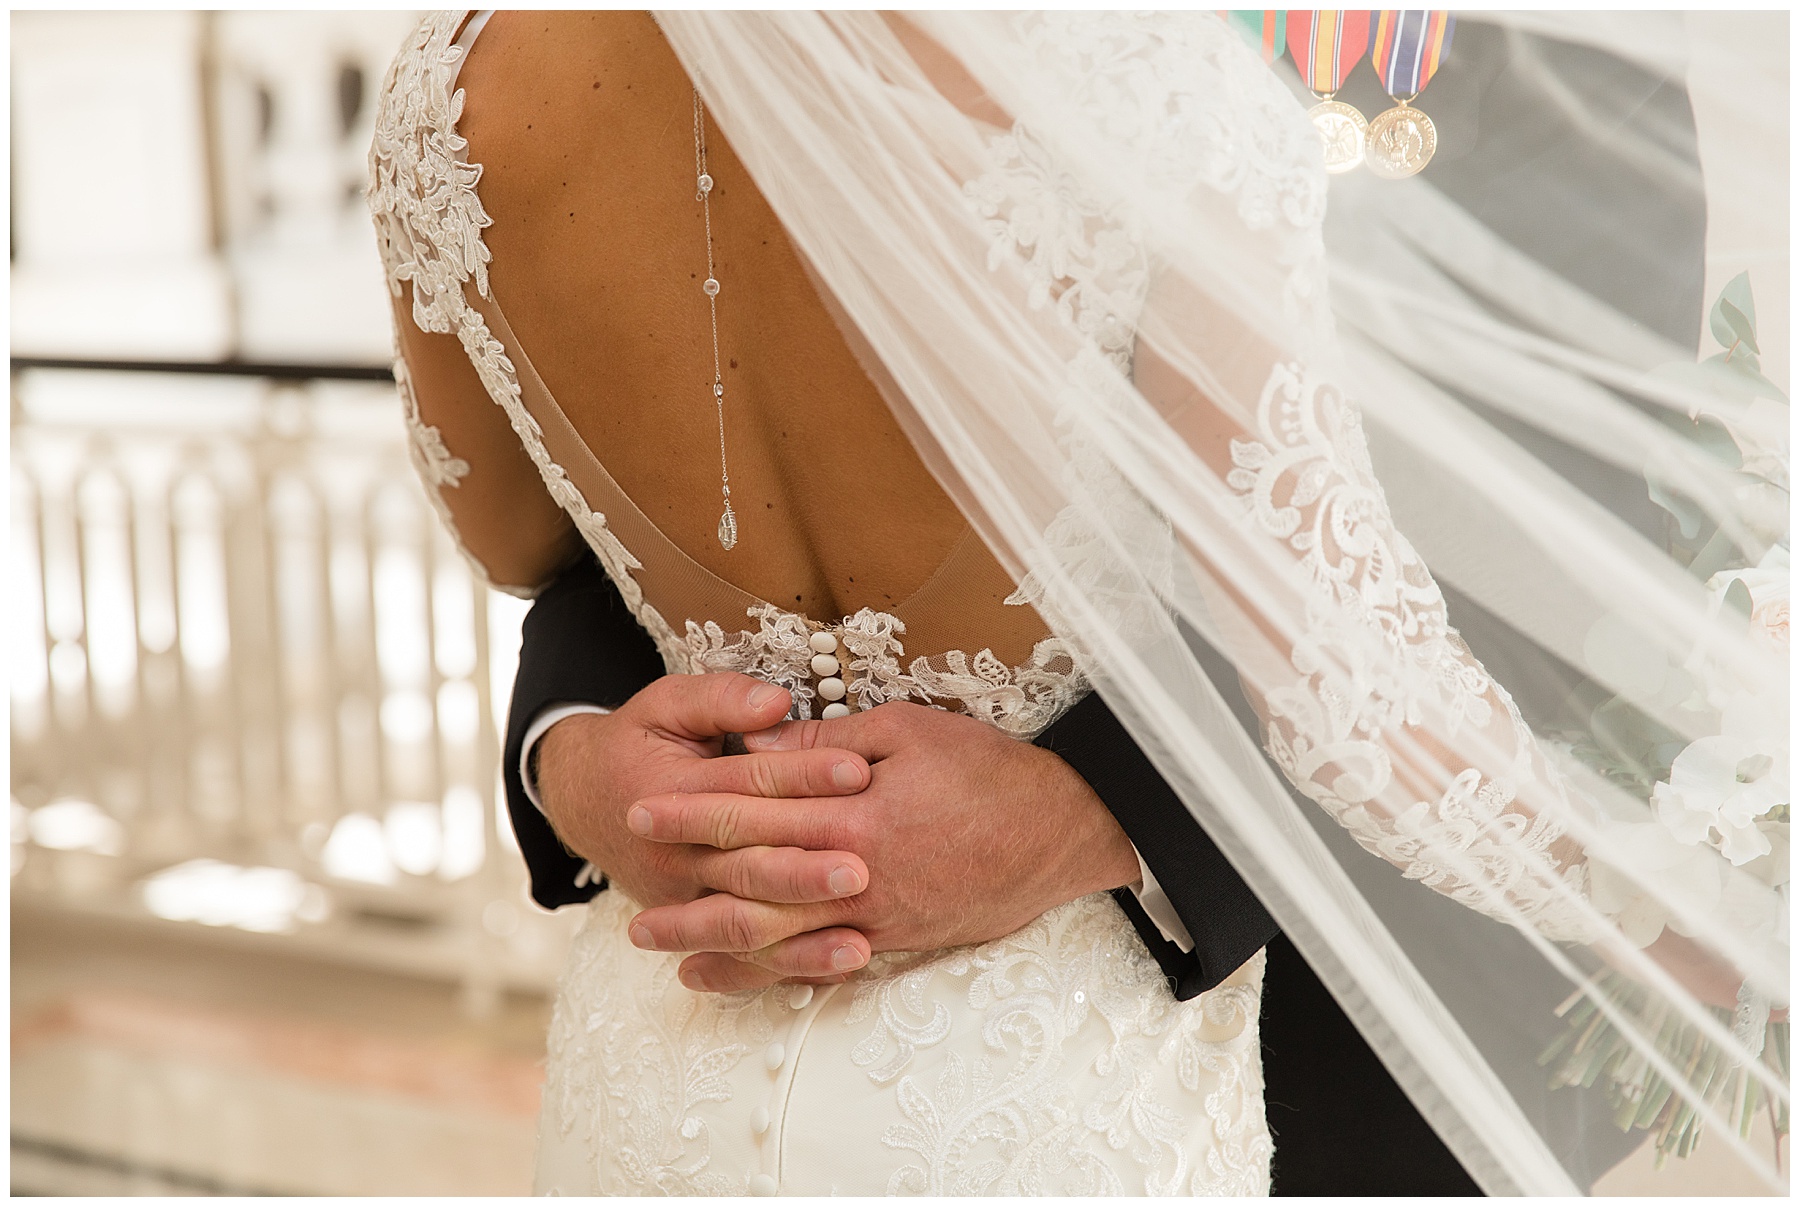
[1708,544,1789,658]
[1588,817,1729,947]
[1728,396,1790,484]
[1745,816,1789,889]
[1586,809,1786,953]
[1652,687,1788,866]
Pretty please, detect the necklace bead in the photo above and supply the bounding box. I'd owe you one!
[717,504,739,551]
[696,91,738,552]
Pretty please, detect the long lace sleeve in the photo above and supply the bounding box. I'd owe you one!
[392,348,541,600]
[947,11,1604,945]
[1216,357,1595,940]
[369,17,579,598]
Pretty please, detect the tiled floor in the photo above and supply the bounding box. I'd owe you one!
[12,904,552,1195]
[1592,1110,1786,1197]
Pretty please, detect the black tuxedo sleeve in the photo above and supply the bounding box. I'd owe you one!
[1035,693,1278,1001]
[503,554,1281,998]
[501,553,666,910]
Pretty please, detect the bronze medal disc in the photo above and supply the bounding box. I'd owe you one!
[1364,104,1437,180]
[1308,99,1369,175]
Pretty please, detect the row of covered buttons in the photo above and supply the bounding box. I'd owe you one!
[808,630,851,720]
[746,983,817,1195]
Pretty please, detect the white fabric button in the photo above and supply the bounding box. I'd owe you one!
[764,1041,786,1071]
[810,652,840,677]
[808,631,838,654]
[749,1173,777,1195]
[788,984,814,1010]
[749,1105,770,1135]
[821,702,851,720]
[817,676,846,702]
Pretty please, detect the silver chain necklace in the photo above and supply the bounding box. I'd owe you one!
[692,90,737,551]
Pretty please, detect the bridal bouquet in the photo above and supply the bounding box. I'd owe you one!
[1542,274,1789,1164]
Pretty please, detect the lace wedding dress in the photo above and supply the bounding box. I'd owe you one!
[372,8,1788,1196]
[371,11,1271,1196]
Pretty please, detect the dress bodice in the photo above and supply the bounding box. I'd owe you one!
[370,10,1088,737]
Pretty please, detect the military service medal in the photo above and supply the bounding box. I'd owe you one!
[1287,10,1373,174]
[1226,10,1288,64]
[1365,10,1455,179]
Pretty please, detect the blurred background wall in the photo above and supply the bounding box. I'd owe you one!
[11,11,578,1194]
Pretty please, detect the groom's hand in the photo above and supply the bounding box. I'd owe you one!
[536,673,877,975]
[625,701,1142,992]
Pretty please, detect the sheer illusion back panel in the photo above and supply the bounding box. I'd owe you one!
[446,11,1056,678]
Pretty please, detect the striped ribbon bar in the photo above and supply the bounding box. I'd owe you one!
[1224,11,1287,63]
[1370,10,1455,97]
[1286,11,1372,95]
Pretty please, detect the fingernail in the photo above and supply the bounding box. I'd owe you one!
[831,944,865,972]
[626,806,652,836]
[742,726,780,750]
[678,967,703,991]
[831,760,861,789]
[828,864,863,896]
[629,923,654,949]
[748,683,782,708]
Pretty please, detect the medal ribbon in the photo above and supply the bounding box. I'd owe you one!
[1286,11,1372,95]
[1223,11,1287,63]
[1370,10,1455,98]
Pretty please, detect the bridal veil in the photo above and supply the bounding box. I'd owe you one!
[654,11,1788,1193]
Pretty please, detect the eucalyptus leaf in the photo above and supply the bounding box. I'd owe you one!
[1709,302,1737,352]
[1708,270,1758,351]
[1591,694,1682,773]
[1647,468,1707,539]
[1655,356,1787,410]
[1686,525,1745,580]
[1722,576,1754,620]
[1721,270,1757,328]
[1690,415,1743,468]
[1716,299,1761,356]
[1738,364,1788,405]
[1696,353,1790,407]
[1649,741,1687,778]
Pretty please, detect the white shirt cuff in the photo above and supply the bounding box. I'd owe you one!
[520,702,613,813]
[1131,847,1196,953]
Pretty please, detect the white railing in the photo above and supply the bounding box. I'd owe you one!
[11,364,579,1009]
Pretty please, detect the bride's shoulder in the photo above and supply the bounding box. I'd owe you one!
[368,11,685,307]
[372,12,672,163]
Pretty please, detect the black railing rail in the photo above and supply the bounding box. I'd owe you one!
[10,355,394,382]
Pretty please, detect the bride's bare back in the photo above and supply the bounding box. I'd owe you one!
[398,11,982,622]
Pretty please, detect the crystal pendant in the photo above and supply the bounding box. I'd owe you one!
[717,503,738,551]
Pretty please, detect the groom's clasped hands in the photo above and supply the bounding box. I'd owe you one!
[536,672,1140,994]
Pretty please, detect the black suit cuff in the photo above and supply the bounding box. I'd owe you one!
[502,555,666,910]
[1037,691,1279,1000]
